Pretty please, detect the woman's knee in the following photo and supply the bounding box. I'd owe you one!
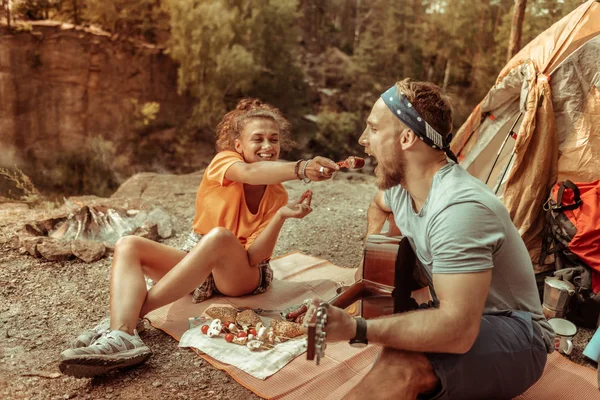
[114,235,145,257]
[199,227,238,252]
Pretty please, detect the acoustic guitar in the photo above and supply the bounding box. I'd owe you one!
[306,234,430,364]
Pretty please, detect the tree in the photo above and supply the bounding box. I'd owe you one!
[84,0,169,42]
[507,0,527,61]
[2,0,11,28]
[13,0,60,20]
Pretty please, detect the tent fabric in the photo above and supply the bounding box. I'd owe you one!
[452,0,600,273]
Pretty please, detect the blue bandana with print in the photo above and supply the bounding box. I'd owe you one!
[381,85,458,163]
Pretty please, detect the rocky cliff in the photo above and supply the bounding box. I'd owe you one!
[0,21,191,169]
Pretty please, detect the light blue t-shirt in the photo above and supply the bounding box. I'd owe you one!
[384,162,554,351]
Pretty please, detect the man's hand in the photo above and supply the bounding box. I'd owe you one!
[303,298,357,342]
[278,190,313,220]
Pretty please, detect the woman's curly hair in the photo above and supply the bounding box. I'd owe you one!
[215,98,295,152]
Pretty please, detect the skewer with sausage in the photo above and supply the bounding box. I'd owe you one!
[337,156,365,169]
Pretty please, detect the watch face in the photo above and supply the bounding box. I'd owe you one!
[350,342,368,348]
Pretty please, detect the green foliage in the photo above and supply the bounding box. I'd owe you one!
[27,136,120,197]
[130,99,161,129]
[13,0,60,20]
[84,0,170,42]
[312,111,362,160]
[167,0,308,138]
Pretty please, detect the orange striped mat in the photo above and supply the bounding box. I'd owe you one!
[147,252,599,399]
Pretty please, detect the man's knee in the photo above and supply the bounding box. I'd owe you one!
[372,348,439,393]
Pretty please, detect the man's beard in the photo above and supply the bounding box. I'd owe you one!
[376,157,406,190]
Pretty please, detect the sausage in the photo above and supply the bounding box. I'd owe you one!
[295,312,306,324]
[286,304,308,320]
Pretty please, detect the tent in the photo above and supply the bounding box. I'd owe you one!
[451,0,600,273]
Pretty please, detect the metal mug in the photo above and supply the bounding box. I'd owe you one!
[543,277,575,315]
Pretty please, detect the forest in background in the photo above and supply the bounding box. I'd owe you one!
[1,0,587,197]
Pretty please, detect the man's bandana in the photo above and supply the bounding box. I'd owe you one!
[381,85,458,163]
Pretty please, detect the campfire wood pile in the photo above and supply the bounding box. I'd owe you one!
[14,201,173,263]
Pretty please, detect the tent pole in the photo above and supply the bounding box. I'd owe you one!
[485,113,523,185]
[494,149,516,195]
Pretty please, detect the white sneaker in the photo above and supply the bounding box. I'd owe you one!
[60,330,152,378]
[70,317,146,349]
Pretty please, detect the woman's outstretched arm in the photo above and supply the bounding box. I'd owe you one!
[225,156,339,185]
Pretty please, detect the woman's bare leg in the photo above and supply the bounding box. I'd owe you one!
[109,236,187,333]
[139,228,260,319]
[110,228,260,334]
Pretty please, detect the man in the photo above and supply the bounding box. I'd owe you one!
[312,79,555,399]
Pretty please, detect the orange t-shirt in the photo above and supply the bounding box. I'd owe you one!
[192,151,288,250]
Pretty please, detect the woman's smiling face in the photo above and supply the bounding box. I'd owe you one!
[234,118,281,163]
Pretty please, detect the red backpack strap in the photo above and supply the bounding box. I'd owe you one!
[553,180,583,211]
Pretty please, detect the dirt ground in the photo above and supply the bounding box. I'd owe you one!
[0,169,596,400]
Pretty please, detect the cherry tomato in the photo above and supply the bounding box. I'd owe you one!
[224,333,234,343]
[201,325,209,335]
[248,328,257,336]
[237,331,247,338]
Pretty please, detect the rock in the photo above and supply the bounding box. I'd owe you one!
[152,380,162,388]
[71,240,106,263]
[103,241,115,253]
[20,237,44,257]
[36,238,73,261]
[133,223,159,241]
[2,23,191,181]
[147,208,173,239]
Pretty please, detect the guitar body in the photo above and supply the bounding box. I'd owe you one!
[329,234,429,319]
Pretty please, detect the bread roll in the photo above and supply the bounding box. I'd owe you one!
[270,319,304,338]
[236,309,262,327]
[205,307,237,324]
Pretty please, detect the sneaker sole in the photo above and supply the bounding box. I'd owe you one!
[59,350,152,378]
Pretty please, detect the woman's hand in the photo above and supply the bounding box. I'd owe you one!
[278,190,313,220]
[302,298,356,342]
[303,157,340,182]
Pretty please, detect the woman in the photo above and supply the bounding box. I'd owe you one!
[59,98,339,377]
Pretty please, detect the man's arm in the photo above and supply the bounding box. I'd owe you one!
[365,190,393,238]
[355,190,396,280]
[367,270,491,353]
[326,269,491,354]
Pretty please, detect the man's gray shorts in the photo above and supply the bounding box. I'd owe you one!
[424,311,547,400]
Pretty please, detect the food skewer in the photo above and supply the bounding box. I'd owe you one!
[337,156,365,169]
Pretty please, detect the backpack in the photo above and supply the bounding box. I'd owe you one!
[540,179,600,328]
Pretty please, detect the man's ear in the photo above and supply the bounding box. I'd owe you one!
[234,138,243,154]
[400,129,419,150]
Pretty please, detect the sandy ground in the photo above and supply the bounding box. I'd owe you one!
[0,170,596,400]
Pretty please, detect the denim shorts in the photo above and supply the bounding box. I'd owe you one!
[423,311,547,400]
[181,232,273,303]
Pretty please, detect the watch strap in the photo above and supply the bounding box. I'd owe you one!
[349,317,368,345]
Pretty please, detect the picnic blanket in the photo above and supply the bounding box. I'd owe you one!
[147,252,599,400]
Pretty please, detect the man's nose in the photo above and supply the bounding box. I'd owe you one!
[261,140,272,148]
[358,130,368,146]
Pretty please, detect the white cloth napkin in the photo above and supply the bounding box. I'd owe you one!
[179,321,307,380]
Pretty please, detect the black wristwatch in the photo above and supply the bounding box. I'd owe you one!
[349,317,368,348]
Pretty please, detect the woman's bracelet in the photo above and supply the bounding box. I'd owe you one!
[301,159,312,183]
[294,159,304,180]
